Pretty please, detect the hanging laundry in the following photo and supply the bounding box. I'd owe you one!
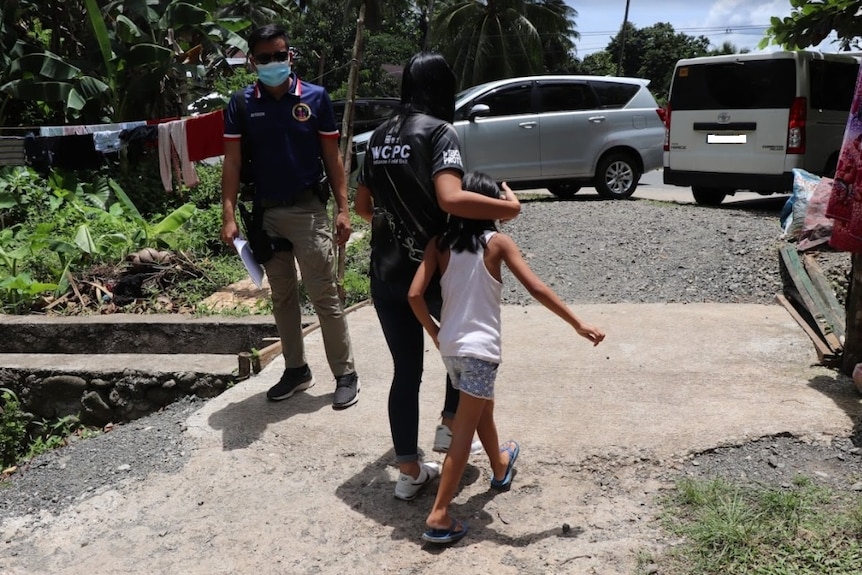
[157,119,198,191]
[23,133,101,172]
[39,120,147,139]
[41,126,71,137]
[0,136,25,166]
[23,133,52,172]
[185,110,224,162]
[51,134,102,170]
[92,130,125,154]
[118,125,158,163]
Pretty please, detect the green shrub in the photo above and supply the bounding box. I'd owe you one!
[25,415,80,461]
[342,268,370,306]
[107,152,184,218]
[187,162,224,208]
[0,389,28,468]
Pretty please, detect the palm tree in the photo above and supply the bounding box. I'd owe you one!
[431,0,578,89]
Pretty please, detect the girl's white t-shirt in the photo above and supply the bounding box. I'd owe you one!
[438,230,502,363]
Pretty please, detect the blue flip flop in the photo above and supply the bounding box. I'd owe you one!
[421,518,468,544]
[490,440,520,490]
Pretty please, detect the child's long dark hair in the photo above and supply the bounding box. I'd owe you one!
[437,171,500,254]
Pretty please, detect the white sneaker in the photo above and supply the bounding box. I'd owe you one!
[394,461,441,501]
[433,424,483,455]
[432,424,452,453]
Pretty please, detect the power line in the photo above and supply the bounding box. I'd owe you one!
[307,23,777,74]
[437,23,772,41]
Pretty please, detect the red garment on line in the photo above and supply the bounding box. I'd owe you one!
[186,110,224,162]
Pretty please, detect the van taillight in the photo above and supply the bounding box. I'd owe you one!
[787,97,806,154]
[662,105,671,152]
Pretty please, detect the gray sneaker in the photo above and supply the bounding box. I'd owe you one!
[332,372,359,410]
[267,365,314,401]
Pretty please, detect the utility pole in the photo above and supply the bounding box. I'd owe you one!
[335,2,366,300]
[616,0,631,77]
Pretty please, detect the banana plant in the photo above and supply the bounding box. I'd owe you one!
[107,178,196,249]
[1,0,260,123]
[86,0,254,120]
[0,226,59,312]
[0,41,110,123]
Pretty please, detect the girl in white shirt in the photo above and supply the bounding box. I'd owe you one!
[408,171,606,544]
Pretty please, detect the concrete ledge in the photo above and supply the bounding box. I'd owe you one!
[0,314,280,354]
[0,355,241,426]
[0,353,239,375]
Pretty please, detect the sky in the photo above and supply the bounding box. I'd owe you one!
[564,0,840,57]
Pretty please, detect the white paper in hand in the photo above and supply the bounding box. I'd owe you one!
[233,236,265,288]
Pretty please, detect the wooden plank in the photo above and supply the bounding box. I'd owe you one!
[250,318,325,374]
[775,293,837,365]
[253,340,282,374]
[237,351,252,379]
[778,245,842,352]
[802,254,846,340]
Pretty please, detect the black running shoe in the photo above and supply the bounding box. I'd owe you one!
[332,372,360,410]
[267,365,314,401]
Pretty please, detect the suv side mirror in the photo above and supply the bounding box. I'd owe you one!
[467,104,490,121]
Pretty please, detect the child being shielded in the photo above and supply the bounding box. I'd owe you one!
[408,171,606,545]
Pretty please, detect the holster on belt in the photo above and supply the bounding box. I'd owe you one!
[237,203,292,264]
[314,177,331,204]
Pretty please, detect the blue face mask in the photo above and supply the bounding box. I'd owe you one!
[256,62,292,87]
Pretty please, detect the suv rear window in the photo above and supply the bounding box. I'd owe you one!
[539,82,597,112]
[670,60,796,110]
[591,81,639,109]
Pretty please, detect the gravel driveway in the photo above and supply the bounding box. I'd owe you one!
[501,195,846,307]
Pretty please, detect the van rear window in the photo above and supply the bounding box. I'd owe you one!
[810,60,859,111]
[670,60,796,110]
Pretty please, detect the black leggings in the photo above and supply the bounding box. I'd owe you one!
[371,279,459,464]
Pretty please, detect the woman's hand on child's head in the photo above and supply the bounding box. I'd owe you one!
[501,181,516,201]
[499,182,520,223]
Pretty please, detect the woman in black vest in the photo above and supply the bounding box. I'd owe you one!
[355,52,520,501]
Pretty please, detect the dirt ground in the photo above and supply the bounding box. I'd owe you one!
[2,303,862,575]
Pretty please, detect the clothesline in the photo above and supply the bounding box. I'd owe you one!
[0,111,206,134]
[0,110,225,193]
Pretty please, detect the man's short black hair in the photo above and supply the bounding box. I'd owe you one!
[248,24,288,55]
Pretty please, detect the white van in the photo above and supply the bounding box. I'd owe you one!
[663,51,860,205]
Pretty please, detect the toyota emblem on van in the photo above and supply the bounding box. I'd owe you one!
[717,112,731,124]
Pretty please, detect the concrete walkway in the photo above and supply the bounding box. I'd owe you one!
[2,302,860,575]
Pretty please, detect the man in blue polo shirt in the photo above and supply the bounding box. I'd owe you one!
[220,24,360,410]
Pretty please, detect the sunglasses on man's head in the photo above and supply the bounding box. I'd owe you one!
[254,51,289,65]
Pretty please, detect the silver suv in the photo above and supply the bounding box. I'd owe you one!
[353,75,665,199]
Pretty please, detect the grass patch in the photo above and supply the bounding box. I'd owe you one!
[647,476,862,574]
[0,388,100,471]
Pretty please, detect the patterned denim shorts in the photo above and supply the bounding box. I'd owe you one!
[442,356,499,400]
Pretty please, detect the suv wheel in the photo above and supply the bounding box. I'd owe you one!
[548,183,581,199]
[595,153,640,199]
[691,187,727,206]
